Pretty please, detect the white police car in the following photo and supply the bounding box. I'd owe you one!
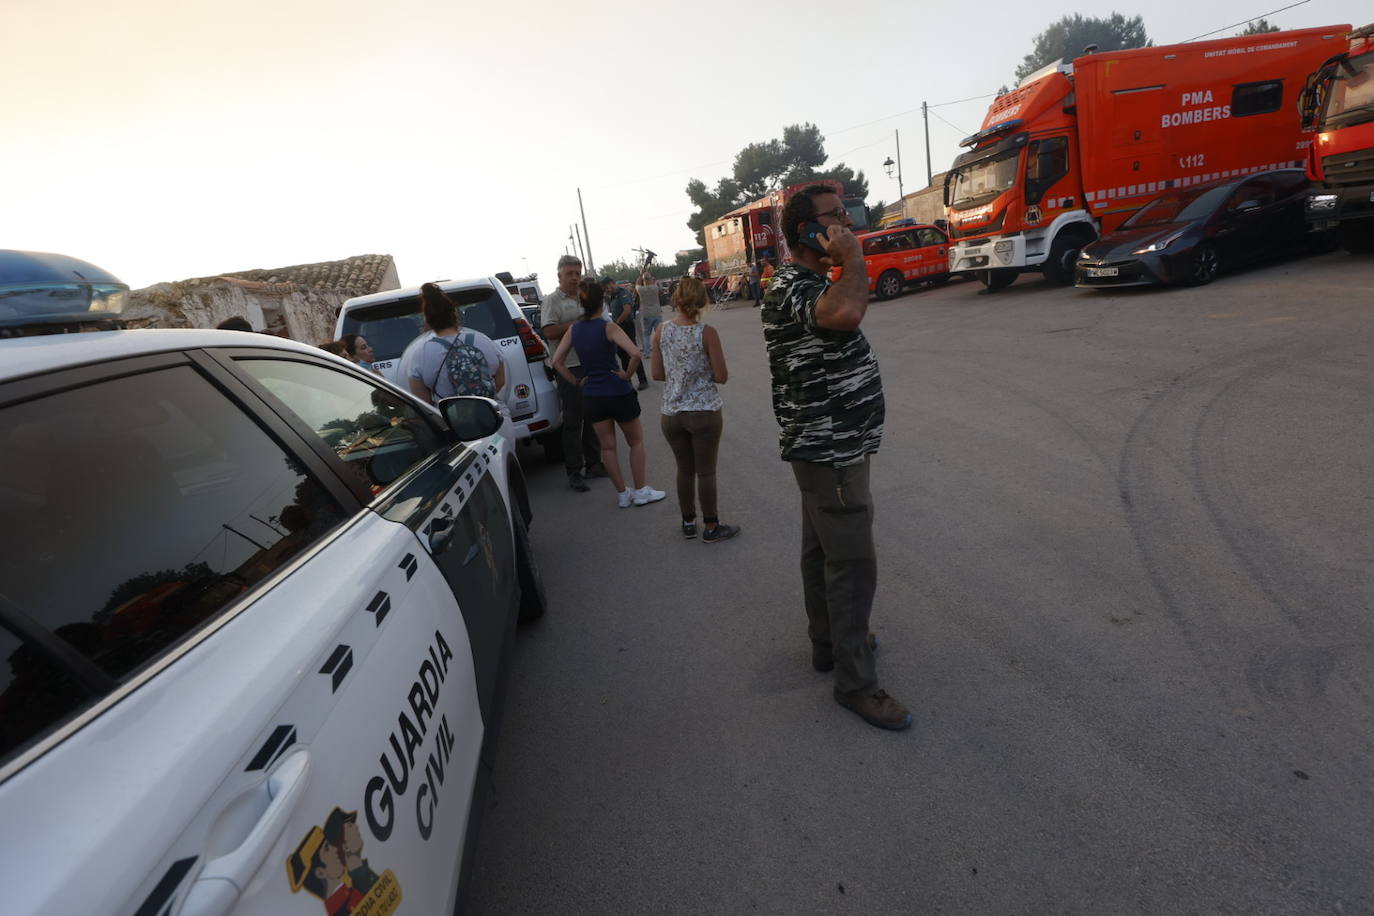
[0,251,545,915]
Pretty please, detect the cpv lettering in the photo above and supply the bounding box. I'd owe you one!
[363,631,459,843]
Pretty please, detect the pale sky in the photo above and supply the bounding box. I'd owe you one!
[5,0,1367,289]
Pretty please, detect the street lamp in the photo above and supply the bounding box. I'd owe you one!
[883,129,905,199]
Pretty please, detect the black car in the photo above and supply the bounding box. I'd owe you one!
[1075,169,1319,288]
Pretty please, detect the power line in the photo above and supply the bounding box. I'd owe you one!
[928,109,971,137]
[1182,0,1310,42]
[586,92,999,193]
[929,93,999,109]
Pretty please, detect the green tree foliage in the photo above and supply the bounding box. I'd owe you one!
[686,123,870,247]
[1237,19,1280,35]
[1014,13,1151,83]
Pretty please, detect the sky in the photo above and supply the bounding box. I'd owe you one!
[4,0,1368,290]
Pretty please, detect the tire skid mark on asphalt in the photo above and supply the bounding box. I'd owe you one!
[911,346,1119,480]
[1116,330,1374,737]
[1186,338,1374,716]
[883,558,1324,892]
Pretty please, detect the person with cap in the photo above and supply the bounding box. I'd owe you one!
[288,823,362,916]
[325,807,379,895]
[603,276,649,390]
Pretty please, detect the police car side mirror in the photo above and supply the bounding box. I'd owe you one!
[440,396,502,441]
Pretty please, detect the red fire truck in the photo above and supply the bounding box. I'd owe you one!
[946,25,1352,291]
[1299,23,1374,253]
[701,180,867,286]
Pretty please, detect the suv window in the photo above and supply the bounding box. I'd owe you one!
[916,227,947,246]
[237,359,444,494]
[341,287,516,363]
[0,365,348,704]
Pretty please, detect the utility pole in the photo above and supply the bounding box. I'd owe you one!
[574,224,587,267]
[577,187,595,273]
[570,226,583,263]
[895,129,905,199]
[922,101,933,186]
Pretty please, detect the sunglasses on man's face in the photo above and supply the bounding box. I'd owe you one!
[813,206,850,221]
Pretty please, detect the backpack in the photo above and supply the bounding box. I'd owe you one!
[431,332,495,399]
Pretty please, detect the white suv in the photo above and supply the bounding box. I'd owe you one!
[337,278,562,453]
[0,251,547,915]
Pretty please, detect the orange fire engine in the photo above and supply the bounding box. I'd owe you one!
[945,25,1352,290]
[1300,23,1374,253]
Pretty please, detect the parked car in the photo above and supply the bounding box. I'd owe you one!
[503,278,543,307]
[0,253,546,915]
[1075,168,1324,288]
[832,223,951,300]
[337,277,561,450]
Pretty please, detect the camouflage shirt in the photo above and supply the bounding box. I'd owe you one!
[761,263,884,466]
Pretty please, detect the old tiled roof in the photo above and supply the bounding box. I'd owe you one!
[213,254,395,293]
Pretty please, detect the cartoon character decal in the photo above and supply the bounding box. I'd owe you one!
[288,807,402,916]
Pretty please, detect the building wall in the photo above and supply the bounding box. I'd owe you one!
[123,255,401,342]
[878,172,949,228]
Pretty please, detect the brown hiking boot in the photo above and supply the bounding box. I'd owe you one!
[811,632,878,672]
[835,688,912,731]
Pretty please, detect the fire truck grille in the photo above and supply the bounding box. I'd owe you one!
[949,210,1006,239]
[1322,147,1374,187]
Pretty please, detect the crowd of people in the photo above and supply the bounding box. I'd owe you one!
[542,183,909,731]
[217,183,906,732]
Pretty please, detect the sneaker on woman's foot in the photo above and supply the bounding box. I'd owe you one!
[617,488,634,508]
[632,486,666,506]
[681,520,697,539]
[702,523,740,544]
[835,688,912,731]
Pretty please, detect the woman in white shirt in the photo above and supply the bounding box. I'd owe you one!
[650,277,739,543]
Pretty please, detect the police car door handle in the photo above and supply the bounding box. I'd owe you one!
[179,750,312,916]
[428,516,455,552]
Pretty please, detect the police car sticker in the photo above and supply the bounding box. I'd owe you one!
[287,807,402,916]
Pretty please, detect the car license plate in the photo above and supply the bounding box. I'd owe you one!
[1087,267,1119,278]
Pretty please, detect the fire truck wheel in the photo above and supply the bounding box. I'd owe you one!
[875,270,904,300]
[1188,244,1220,286]
[981,268,1017,291]
[1042,228,1095,286]
[1338,222,1374,254]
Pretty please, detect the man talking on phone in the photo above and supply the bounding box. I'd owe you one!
[760,184,911,731]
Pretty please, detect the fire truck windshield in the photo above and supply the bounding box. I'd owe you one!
[948,148,1021,209]
[1326,50,1374,126]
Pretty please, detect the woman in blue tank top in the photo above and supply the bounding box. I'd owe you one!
[551,278,666,508]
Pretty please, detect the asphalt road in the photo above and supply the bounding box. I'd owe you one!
[468,251,1374,915]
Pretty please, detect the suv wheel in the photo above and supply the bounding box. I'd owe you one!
[875,270,903,301]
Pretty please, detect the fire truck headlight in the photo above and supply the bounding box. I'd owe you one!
[1307,194,1338,211]
[993,240,1014,263]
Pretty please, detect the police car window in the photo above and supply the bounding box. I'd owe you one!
[0,625,95,758]
[237,360,443,494]
[0,366,348,685]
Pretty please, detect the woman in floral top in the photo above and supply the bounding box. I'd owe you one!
[649,277,740,543]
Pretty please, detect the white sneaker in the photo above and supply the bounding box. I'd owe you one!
[617,488,634,508]
[632,486,666,506]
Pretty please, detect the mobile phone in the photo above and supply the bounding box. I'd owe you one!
[799,221,830,254]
